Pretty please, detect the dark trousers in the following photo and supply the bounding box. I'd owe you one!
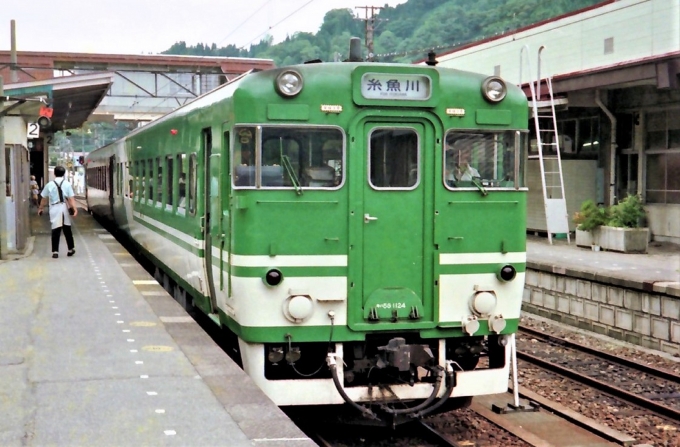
[51,225,74,253]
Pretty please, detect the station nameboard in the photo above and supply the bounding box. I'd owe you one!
[360,73,431,101]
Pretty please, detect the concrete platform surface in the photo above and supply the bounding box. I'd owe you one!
[527,235,680,297]
[0,209,313,447]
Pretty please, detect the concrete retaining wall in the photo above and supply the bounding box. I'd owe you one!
[523,268,680,356]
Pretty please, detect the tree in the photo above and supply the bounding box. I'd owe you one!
[160,0,603,66]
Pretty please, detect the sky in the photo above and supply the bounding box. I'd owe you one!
[2,0,407,55]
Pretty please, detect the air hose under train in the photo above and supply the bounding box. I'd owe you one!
[326,354,456,419]
[327,354,379,420]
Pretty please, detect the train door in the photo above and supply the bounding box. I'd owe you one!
[216,126,231,313]
[108,155,115,216]
[350,121,435,329]
[202,128,219,315]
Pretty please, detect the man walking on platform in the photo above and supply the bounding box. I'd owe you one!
[38,166,78,258]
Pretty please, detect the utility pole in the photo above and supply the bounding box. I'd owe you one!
[356,6,383,61]
[0,75,7,260]
[10,20,19,83]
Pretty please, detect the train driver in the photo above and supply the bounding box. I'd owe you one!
[445,144,480,185]
[456,147,481,181]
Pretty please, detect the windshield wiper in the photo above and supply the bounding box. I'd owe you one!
[281,154,302,195]
[471,178,488,196]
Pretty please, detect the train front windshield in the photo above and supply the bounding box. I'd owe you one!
[444,130,523,189]
[233,126,344,189]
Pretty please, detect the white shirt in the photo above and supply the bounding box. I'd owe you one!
[457,164,480,181]
[41,178,75,229]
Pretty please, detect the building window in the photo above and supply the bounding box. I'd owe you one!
[528,116,598,159]
[645,110,680,204]
[646,153,680,204]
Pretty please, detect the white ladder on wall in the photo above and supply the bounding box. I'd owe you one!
[520,45,570,245]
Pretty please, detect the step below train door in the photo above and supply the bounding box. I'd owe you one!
[349,120,435,330]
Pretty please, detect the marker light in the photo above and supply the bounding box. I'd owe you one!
[275,70,303,97]
[264,269,283,286]
[170,129,178,135]
[481,76,507,103]
[498,264,517,282]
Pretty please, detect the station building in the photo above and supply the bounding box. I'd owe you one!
[0,52,274,257]
[435,0,680,244]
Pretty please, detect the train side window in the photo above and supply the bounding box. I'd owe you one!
[233,126,256,187]
[178,154,187,212]
[147,159,153,203]
[132,161,138,200]
[166,155,174,211]
[369,128,419,189]
[189,153,197,215]
[118,162,123,196]
[140,160,146,202]
[444,131,520,190]
[156,157,163,205]
[128,162,134,198]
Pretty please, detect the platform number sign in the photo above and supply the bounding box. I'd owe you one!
[27,122,40,139]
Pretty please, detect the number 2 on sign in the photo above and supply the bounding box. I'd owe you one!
[27,123,40,139]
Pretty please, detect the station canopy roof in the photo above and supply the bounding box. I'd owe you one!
[1,72,114,131]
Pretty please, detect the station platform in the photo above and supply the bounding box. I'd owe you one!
[0,208,313,446]
[526,234,679,297]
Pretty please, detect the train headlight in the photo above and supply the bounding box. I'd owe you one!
[264,269,283,287]
[481,76,507,103]
[471,291,497,316]
[497,264,517,282]
[275,70,304,97]
[283,295,314,323]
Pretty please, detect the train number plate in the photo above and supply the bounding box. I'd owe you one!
[374,302,407,309]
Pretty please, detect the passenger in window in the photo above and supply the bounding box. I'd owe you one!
[178,173,186,208]
[454,147,480,181]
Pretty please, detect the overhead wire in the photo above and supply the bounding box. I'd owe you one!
[113,0,321,124]
[237,0,319,49]
[214,0,275,48]
[108,0,321,124]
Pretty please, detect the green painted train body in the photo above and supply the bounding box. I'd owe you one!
[87,60,528,416]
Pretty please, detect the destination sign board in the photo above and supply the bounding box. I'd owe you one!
[360,73,431,100]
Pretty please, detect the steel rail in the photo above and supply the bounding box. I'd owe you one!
[415,421,467,447]
[519,325,680,383]
[517,350,680,421]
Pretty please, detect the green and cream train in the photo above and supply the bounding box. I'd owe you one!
[86,50,528,420]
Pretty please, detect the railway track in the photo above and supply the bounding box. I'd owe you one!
[517,325,680,422]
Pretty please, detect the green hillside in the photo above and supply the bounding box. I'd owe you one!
[162,0,603,65]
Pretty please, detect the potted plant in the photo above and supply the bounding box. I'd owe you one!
[573,199,608,248]
[598,194,649,253]
[573,195,649,253]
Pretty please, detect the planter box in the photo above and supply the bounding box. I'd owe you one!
[598,226,649,253]
[575,229,595,248]
[575,226,649,253]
